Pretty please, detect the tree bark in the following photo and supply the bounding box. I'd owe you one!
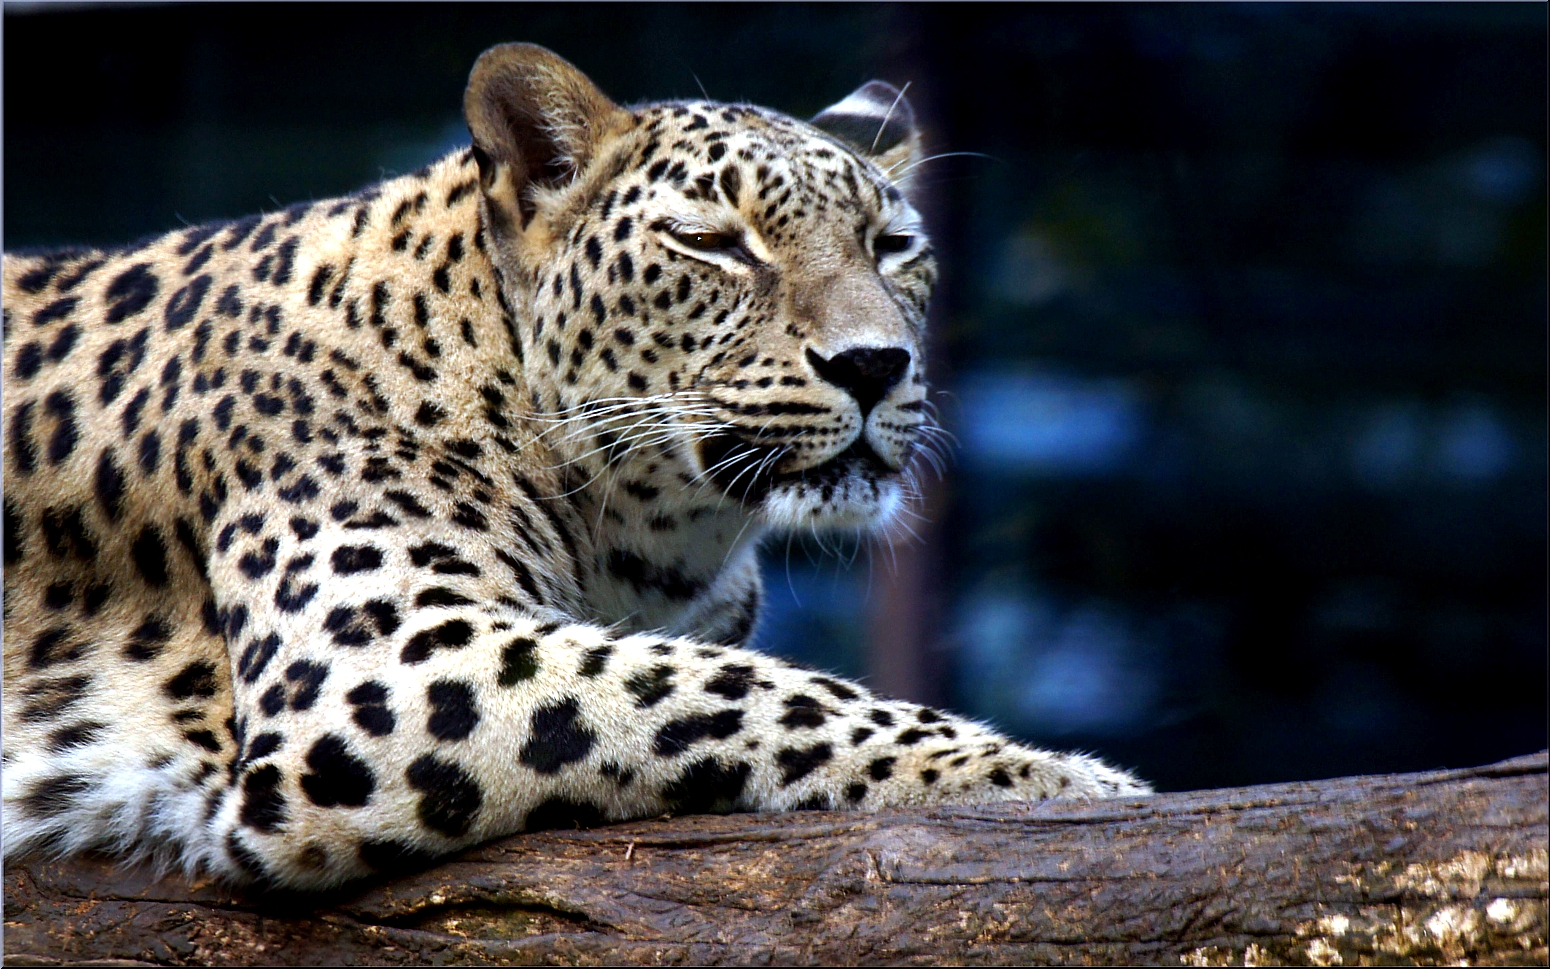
[5,751,1545,967]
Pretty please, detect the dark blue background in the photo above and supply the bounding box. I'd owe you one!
[6,3,1545,792]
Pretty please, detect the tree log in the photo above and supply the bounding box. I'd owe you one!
[5,751,1545,966]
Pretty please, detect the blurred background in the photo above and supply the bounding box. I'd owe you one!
[5,3,1544,792]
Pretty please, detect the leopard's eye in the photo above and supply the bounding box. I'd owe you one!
[675,230,735,251]
[874,234,913,256]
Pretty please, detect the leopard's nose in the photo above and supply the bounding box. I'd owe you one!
[805,346,911,417]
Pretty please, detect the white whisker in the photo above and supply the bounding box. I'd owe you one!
[871,81,911,155]
[887,150,999,180]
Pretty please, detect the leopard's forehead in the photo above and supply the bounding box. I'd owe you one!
[624,101,906,209]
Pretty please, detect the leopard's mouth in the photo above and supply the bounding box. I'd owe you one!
[695,432,899,506]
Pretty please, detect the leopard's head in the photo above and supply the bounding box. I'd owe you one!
[466,43,939,532]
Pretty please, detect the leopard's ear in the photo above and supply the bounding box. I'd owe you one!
[464,43,631,233]
[810,81,922,188]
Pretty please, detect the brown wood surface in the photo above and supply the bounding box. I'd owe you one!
[5,751,1546,966]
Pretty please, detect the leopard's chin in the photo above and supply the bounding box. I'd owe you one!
[694,432,909,531]
[759,472,906,532]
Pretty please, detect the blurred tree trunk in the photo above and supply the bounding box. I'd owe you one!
[864,467,951,707]
[5,752,1545,967]
[863,1,954,712]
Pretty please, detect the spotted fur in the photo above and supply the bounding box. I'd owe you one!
[2,43,1148,890]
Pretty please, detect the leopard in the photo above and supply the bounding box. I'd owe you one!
[2,42,1149,891]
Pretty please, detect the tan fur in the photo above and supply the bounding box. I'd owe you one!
[2,44,1147,890]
